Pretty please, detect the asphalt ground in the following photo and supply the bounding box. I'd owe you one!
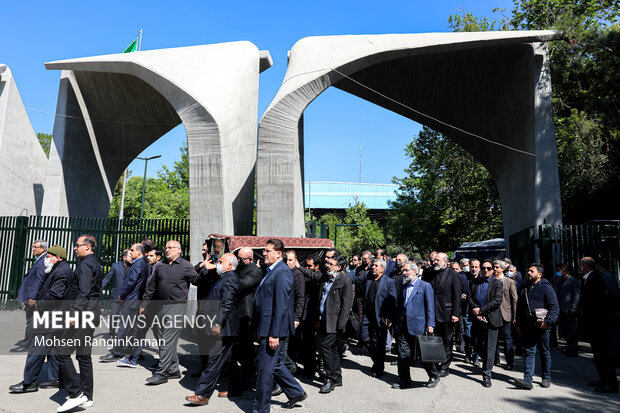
[1,335,619,413]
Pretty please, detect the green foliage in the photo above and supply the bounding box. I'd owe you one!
[448,1,620,223]
[108,145,190,219]
[315,203,385,257]
[36,133,51,157]
[389,126,503,256]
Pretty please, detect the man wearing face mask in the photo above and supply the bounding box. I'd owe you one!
[9,246,71,394]
[228,247,262,392]
[393,261,438,389]
[186,253,240,405]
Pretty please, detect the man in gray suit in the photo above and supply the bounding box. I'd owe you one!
[101,249,131,337]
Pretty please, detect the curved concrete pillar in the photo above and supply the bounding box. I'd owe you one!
[256,31,562,240]
[0,64,48,215]
[42,42,272,261]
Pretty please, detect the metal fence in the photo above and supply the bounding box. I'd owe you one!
[508,223,620,285]
[0,216,190,302]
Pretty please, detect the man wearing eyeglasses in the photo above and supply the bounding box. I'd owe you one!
[253,239,306,412]
[141,240,201,385]
[467,259,503,388]
[15,240,48,352]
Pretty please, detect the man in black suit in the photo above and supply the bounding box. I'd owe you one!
[56,235,103,411]
[467,259,503,387]
[14,240,48,352]
[186,253,240,405]
[352,259,397,378]
[301,254,353,393]
[228,247,262,392]
[101,249,131,337]
[579,257,619,393]
[429,252,462,376]
[298,255,322,377]
[253,239,306,412]
[9,245,71,394]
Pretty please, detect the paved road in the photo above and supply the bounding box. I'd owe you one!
[1,340,619,413]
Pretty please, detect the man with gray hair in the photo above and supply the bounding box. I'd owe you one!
[429,252,462,377]
[353,258,396,377]
[14,240,48,352]
[186,253,240,405]
[141,240,202,385]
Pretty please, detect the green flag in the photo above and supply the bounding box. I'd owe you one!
[123,38,138,53]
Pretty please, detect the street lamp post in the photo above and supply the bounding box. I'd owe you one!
[137,155,161,220]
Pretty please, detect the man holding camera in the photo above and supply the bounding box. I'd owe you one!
[514,263,559,390]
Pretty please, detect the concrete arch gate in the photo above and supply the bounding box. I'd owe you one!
[40,41,272,261]
[256,31,563,246]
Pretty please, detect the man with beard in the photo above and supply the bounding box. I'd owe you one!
[514,264,559,390]
[9,245,70,394]
[56,235,103,411]
[185,253,240,405]
[429,252,462,377]
[101,249,131,338]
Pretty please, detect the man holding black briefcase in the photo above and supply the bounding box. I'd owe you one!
[392,261,439,389]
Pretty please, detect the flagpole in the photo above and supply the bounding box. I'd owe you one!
[138,29,143,51]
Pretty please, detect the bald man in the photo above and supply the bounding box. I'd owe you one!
[228,247,263,392]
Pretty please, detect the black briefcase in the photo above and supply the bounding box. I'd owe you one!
[416,334,447,363]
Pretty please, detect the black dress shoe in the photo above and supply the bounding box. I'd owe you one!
[99,353,122,362]
[514,378,533,390]
[9,346,29,353]
[438,370,449,378]
[482,377,492,388]
[505,364,514,371]
[39,380,60,389]
[319,380,336,394]
[272,385,283,396]
[9,381,39,393]
[146,375,168,385]
[282,392,307,409]
[371,370,384,378]
[166,371,182,379]
[391,382,412,389]
[424,377,439,388]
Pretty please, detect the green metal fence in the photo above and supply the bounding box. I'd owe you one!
[0,216,190,302]
[508,223,620,285]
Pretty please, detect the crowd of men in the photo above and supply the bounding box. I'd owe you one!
[8,237,620,412]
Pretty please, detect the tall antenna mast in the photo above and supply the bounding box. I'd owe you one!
[359,109,362,183]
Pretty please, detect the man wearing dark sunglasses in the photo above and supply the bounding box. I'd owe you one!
[467,259,504,388]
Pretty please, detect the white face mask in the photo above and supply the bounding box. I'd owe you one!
[44,257,54,274]
[506,271,514,278]
[216,263,223,275]
[462,266,470,272]
[327,270,337,277]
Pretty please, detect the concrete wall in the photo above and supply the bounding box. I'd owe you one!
[256,31,563,241]
[41,42,271,261]
[0,65,48,216]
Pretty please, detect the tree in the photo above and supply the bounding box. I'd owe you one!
[448,1,620,223]
[388,126,503,255]
[36,133,51,157]
[314,204,385,257]
[108,144,190,219]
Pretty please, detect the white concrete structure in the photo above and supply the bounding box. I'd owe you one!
[256,31,563,241]
[0,65,48,216]
[41,42,272,261]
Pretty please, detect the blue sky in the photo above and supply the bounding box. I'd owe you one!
[3,0,513,183]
